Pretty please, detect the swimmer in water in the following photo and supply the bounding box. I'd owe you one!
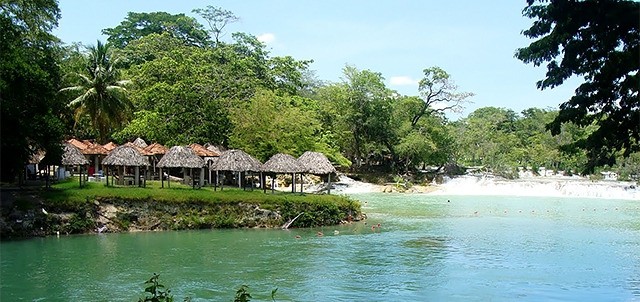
[317,231,324,237]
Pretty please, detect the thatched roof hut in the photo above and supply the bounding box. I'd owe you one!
[132,137,148,148]
[297,151,336,175]
[81,143,109,155]
[262,153,304,174]
[157,146,205,168]
[123,142,151,156]
[144,143,168,155]
[211,149,262,172]
[102,145,149,166]
[102,142,118,152]
[205,144,226,155]
[29,150,46,164]
[189,143,219,157]
[62,143,89,166]
[67,138,89,150]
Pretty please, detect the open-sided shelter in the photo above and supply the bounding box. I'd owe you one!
[61,142,90,187]
[210,149,262,190]
[101,145,149,187]
[261,153,305,193]
[156,146,205,188]
[81,143,110,177]
[297,151,337,194]
[190,143,220,186]
[143,143,168,180]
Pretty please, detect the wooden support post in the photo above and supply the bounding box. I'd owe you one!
[200,167,205,188]
[215,170,219,191]
[262,172,266,194]
[135,166,140,186]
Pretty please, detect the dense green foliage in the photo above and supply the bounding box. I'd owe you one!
[60,40,133,143]
[516,0,640,173]
[0,0,66,181]
[2,1,638,182]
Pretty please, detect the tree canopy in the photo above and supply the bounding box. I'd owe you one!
[516,0,640,173]
[3,1,638,183]
[102,11,210,48]
[0,0,65,181]
[60,40,133,143]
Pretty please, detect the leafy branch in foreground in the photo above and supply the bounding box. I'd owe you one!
[139,273,173,302]
[137,274,278,301]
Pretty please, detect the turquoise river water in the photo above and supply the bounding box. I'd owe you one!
[1,194,640,301]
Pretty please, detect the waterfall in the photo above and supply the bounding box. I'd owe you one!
[431,175,639,200]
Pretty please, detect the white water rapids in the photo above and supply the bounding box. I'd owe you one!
[331,174,639,200]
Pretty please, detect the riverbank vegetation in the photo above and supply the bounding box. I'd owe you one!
[2,1,638,185]
[0,178,361,239]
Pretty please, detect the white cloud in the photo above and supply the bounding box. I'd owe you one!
[257,33,276,44]
[389,76,419,86]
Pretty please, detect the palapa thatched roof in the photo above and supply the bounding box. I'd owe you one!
[157,146,205,168]
[189,143,219,157]
[132,137,148,148]
[81,143,109,155]
[143,143,168,155]
[102,145,149,166]
[123,142,151,156]
[62,143,89,166]
[102,142,118,151]
[29,150,46,164]
[211,149,262,172]
[262,153,305,174]
[67,138,89,150]
[297,151,336,175]
[205,143,226,155]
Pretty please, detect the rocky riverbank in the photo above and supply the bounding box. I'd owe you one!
[0,187,362,240]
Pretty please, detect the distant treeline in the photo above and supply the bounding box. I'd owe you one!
[2,3,638,182]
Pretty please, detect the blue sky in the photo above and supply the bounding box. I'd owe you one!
[53,0,580,119]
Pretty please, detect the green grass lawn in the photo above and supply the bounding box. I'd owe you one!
[43,178,360,210]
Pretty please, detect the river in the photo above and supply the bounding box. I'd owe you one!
[2,193,639,301]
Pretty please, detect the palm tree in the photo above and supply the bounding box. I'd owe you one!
[61,40,133,143]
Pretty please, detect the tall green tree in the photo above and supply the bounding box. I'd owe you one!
[60,41,133,143]
[516,0,640,173]
[192,5,239,46]
[0,0,65,181]
[102,11,210,48]
[316,66,394,168]
[229,89,321,161]
[412,67,473,127]
[391,96,454,172]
